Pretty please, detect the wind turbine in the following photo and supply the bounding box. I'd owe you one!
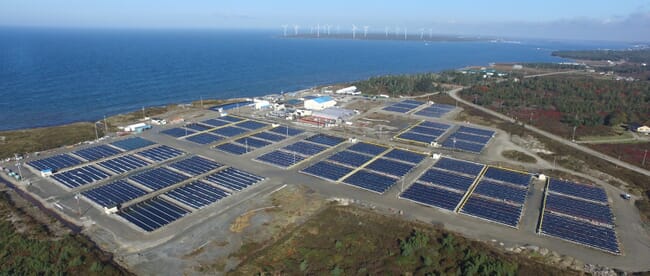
[395,26,400,38]
[352,24,358,39]
[326,25,331,36]
[384,26,389,37]
[282,25,288,37]
[293,25,299,36]
[363,26,369,38]
[404,27,407,40]
[419,28,424,40]
[317,23,320,38]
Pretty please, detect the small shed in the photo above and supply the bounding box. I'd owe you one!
[40,169,53,177]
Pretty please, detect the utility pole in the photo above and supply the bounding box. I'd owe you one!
[103,115,108,136]
[15,159,22,180]
[142,106,146,120]
[200,96,204,108]
[571,126,577,142]
[94,122,99,140]
[642,149,648,166]
[75,193,81,217]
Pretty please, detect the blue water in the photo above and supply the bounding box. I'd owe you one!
[0,27,631,131]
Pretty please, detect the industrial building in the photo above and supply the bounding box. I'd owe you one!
[304,96,336,110]
[335,86,360,95]
[311,107,356,122]
[253,99,270,110]
[123,123,152,133]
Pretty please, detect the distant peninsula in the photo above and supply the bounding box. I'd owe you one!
[552,48,650,63]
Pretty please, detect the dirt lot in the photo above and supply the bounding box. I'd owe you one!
[190,184,328,274]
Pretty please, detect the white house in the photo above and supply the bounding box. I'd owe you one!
[638,125,650,135]
[304,96,336,110]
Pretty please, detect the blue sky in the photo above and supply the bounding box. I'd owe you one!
[1,0,649,41]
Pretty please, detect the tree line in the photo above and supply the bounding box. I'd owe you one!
[353,71,488,96]
[462,76,650,127]
[552,49,650,63]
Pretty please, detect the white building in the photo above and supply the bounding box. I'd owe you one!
[254,99,270,109]
[304,96,336,110]
[124,123,147,132]
[638,125,650,135]
[311,107,355,121]
[335,86,357,94]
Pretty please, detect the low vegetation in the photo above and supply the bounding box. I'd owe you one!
[588,142,650,169]
[0,122,98,160]
[232,206,575,275]
[0,191,126,275]
[0,102,210,160]
[502,150,537,163]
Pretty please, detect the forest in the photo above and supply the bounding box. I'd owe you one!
[0,192,126,275]
[461,76,650,133]
[353,71,487,96]
[552,48,650,63]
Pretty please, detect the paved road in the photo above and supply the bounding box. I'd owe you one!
[448,88,650,177]
[523,70,582,79]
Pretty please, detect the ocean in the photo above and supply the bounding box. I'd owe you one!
[0,27,631,131]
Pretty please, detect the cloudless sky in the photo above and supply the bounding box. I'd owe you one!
[1,0,649,41]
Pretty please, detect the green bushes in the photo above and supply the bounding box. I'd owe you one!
[399,230,429,256]
[236,207,572,275]
[353,71,484,97]
[0,192,125,275]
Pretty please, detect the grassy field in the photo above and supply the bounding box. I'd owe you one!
[232,206,577,275]
[0,101,213,160]
[502,150,537,163]
[0,191,128,275]
[578,132,634,143]
[0,122,97,160]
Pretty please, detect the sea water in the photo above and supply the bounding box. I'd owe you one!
[0,27,630,130]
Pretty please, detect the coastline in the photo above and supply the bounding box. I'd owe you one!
[0,60,557,159]
[2,28,596,131]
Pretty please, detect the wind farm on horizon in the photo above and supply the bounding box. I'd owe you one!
[280,24,489,42]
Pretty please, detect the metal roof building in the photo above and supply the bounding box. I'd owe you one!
[304,96,336,110]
